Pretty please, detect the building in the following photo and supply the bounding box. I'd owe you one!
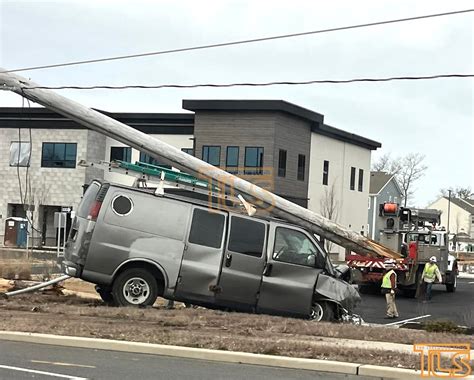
[0,100,381,257]
[367,171,403,241]
[428,196,474,246]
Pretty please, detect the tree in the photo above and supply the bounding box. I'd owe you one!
[319,181,340,252]
[372,152,427,207]
[371,153,401,175]
[439,186,473,200]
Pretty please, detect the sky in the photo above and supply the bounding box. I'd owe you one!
[0,0,473,207]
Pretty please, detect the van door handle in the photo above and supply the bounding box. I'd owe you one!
[263,263,273,276]
[225,253,232,267]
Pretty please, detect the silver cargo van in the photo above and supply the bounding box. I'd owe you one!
[63,180,360,321]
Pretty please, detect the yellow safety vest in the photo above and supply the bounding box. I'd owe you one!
[423,264,438,280]
[381,270,396,289]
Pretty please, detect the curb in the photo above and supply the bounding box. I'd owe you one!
[0,331,462,379]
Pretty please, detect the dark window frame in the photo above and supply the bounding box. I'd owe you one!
[322,160,329,186]
[297,154,306,181]
[110,146,132,163]
[358,168,364,192]
[41,142,77,169]
[244,147,264,175]
[350,167,356,190]
[278,149,287,177]
[202,145,221,166]
[226,146,239,168]
[181,148,194,156]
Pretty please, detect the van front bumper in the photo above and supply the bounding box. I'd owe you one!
[62,261,82,278]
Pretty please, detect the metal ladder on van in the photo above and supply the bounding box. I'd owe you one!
[78,159,245,208]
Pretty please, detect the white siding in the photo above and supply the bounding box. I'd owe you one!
[308,133,371,259]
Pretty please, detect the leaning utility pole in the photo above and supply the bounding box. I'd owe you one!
[0,68,399,258]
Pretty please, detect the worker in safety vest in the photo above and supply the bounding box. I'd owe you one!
[421,256,442,301]
[381,259,399,319]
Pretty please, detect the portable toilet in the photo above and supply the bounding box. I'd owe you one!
[3,217,28,248]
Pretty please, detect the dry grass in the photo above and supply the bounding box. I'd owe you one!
[0,262,32,280]
[0,289,473,370]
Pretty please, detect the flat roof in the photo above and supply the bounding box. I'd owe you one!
[183,99,381,150]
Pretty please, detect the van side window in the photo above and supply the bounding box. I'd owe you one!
[273,227,323,268]
[188,209,225,248]
[228,217,265,257]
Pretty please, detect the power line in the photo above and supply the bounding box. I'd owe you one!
[23,73,474,90]
[3,8,473,74]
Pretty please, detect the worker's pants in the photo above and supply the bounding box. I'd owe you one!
[425,282,433,300]
[385,293,399,317]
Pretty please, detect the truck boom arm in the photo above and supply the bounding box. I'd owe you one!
[0,69,400,259]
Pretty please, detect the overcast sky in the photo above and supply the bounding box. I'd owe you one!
[1,0,472,207]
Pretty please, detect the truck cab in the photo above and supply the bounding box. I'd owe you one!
[63,180,360,322]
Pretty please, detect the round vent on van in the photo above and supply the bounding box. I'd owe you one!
[112,195,133,216]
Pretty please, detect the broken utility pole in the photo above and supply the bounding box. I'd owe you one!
[0,68,400,258]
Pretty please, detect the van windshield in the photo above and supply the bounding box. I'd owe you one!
[77,182,100,218]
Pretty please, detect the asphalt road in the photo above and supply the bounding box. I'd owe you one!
[356,277,474,326]
[0,341,375,380]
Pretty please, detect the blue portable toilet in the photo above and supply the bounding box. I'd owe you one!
[3,217,28,248]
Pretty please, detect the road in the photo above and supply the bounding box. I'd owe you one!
[356,277,474,326]
[0,341,375,380]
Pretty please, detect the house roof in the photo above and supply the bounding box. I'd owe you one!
[183,99,382,150]
[369,171,400,195]
[444,197,474,215]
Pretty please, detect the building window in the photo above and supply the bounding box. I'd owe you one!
[41,143,77,168]
[322,160,329,185]
[9,142,31,167]
[358,169,364,192]
[278,149,287,177]
[181,148,194,156]
[226,146,239,167]
[244,147,264,174]
[110,147,131,163]
[297,154,305,181]
[139,152,171,168]
[350,167,356,190]
[202,146,221,166]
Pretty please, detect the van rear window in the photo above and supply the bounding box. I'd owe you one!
[77,182,100,218]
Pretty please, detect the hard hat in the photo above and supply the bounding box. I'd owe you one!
[384,259,396,269]
[429,256,437,263]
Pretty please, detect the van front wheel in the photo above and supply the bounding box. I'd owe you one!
[112,269,158,307]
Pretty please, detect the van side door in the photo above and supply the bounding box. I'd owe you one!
[257,224,324,317]
[175,206,227,303]
[216,215,267,310]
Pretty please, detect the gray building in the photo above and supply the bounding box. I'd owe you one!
[1,100,381,255]
[367,171,403,241]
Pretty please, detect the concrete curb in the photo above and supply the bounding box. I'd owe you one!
[3,331,469,379]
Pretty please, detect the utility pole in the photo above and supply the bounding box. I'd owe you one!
[447,189,452,250]
[0,68,399,258]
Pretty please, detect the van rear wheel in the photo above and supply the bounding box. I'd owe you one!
[112,268,158,307]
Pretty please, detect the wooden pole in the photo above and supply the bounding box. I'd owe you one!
[0,69,400,258]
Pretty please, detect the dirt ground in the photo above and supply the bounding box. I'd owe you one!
[0,278,473,370]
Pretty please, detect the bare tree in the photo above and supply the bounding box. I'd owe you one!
[371,153,401,175]
[397,153,427,207]
[319,181,340,252]
[373,153,427,207]
[439,186,473,200]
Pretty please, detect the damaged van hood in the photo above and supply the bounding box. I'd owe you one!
[315,274,361,313]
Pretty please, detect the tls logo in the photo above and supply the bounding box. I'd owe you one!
[413,343,472,378]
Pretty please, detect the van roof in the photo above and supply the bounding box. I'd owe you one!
[100,180,286,225]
